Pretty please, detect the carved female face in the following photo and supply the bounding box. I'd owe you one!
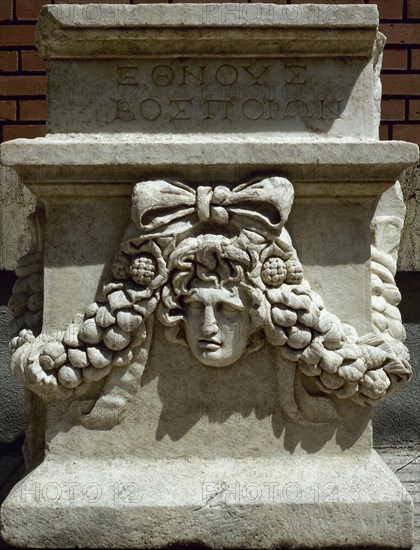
[183,284,251,367]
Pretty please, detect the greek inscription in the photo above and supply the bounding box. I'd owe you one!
[285,100,312,119]
[266,99,280,120]
[152,65,175,87]
[139,98,161,120]
[204,99,232,120]
[241,65,270,85]
[215,65,238,86]
[115,100,135,121]
[181,65,206,86]
[113,60,343,125]
[169,99,193,121]
[242,99,265,120]
[117,66,139,86]
[285,63,307,85]
[320,99,341,119]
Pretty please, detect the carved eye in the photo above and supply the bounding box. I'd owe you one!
[219,302,241,314]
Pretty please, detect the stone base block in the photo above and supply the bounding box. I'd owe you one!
[1,451,413,549]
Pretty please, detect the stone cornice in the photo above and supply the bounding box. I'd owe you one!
[37,4,379,59]
[2,136,417,196]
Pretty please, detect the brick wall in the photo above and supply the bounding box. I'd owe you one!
[1,0,419,143]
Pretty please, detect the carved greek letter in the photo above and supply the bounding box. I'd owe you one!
[181,65,206,86]
[285,99,312,119]
[117,66,139,86]
[139,99,161,120]
[203,99,232,120]
[266,99,280,120]
[215,65,238,86]
[320,99,341,119]
[242,99,264,120]
[285,63,307,85]
[151,65,174,87]
[115,100,135,121]
[169,99,192,121]
[241,65,270,85]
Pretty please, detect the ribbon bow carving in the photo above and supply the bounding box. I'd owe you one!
[131,177,294,238]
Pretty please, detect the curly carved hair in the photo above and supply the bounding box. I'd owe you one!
[157,234,262,330]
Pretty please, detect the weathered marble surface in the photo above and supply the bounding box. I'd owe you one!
[2,454,413,549]
[1,4,419,549]
[398,164,420,271]
[0,167,35,271]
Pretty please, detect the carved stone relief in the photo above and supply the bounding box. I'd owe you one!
[8,178,412,428]
[8,207,45,337]
[2,5,418,548]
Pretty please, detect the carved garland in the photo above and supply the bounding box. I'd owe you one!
[8,178,411,427]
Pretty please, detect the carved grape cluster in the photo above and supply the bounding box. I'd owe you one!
[112,249,162,289]
[259,240,303,289]
[261,257,287,287]
[129,254,157,286]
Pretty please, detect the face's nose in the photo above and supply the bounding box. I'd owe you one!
[201,305,218,337]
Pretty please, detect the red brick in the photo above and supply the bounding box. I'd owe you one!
[391,124,420,143]
[0,100,17,121]
[380,24,420,45]
[2,124,46,141]
[409,100,420,121]
[381,99,405,121]
[21,50,46,72]
[381,74,420,96]
[379,123,389,140]
[0,76,46,96]
[412,49,420,70]
[0,52,19,72]
[19,99,47,121]
[382,48,408,70]
[16,0,51,21]
[0,26,36,47]
[367,0,403,20]
[407,0,420,19]
[0,0,13,21]
[133,0,168,3]
[16,0,52,21]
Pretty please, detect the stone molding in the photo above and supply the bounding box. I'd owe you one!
[2,138,418,191]
[37,5,378,59]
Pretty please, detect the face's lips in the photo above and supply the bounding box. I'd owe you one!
[199,338,222,351]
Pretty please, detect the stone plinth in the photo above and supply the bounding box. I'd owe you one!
[1,5,418,549]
